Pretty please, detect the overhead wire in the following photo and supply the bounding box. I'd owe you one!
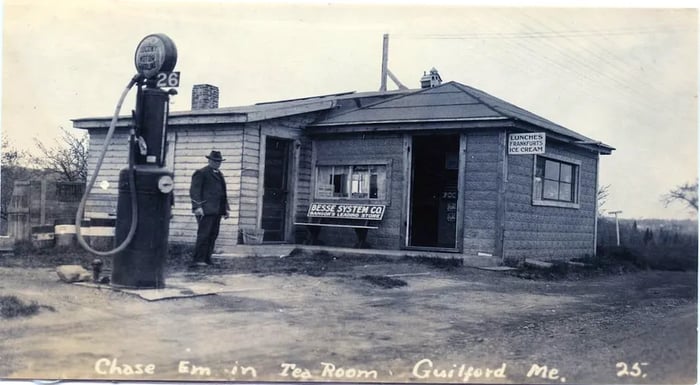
[397,14,625,132]
[393,11,681,119]
[517,8,670,105]
[492,26,644,122]
[398,25,690,40]
[501,8,654,108]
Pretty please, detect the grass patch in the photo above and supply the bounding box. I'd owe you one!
[606,246,697,272]
[360,275,407,289]
[184,249,367,277]
[1,241,197,272]
[508,244,698,281]
[402,255,464,270]
[0,241,103,269]
[289,248,336,263]
[167,242,196,270]
[511,260,573,280]
[587,246,696,273]
[0,295,40,319]
[512,252,650,281]
[181,248,406,277]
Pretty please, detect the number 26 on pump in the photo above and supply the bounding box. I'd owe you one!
[155,72,180,88]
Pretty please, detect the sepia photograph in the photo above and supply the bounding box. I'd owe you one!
[0,1,697,384]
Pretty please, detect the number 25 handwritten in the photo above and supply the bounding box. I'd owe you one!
[616,362,648,378]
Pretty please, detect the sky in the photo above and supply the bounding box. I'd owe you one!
[1,0,698,220]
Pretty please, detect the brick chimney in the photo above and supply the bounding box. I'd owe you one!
[420,68,442,89]
[191,84,219,110]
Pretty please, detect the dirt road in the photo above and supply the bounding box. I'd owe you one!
[0,254,696,384]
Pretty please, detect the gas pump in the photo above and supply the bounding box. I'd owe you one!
[75,34,179,289]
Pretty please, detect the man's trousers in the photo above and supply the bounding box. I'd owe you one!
[192,215,222,264]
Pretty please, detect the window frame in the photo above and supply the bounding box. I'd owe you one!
[531,154,581,209]
[313,159,393,205]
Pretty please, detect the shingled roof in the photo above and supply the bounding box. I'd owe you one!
[312,81,614,154]
[72,89,411,129]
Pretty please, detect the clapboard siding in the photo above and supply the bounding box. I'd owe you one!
[503,139,598,261]
[303,133,404,249]
[170,126,244,245]
[462,130,501,255]
[84,131,130,217]
[85,125,248,247]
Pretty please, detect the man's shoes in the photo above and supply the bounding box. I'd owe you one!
[205,260,220,266]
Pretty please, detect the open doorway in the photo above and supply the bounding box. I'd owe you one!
[409,134,460,249]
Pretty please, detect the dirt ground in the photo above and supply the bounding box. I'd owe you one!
[0,251,696,384]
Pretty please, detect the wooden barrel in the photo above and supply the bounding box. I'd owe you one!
[31,225,55,249]
[54,218,77,248]
[88,217,115,250]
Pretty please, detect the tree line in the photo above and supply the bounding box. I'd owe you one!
[597,217,697,271]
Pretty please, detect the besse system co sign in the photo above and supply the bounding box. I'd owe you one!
[508,132,546,155]
[308,203,386,220]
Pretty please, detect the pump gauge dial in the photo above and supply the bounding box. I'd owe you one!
[157,175,174,194]
[134,34,177,79]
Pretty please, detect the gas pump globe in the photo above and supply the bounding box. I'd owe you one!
[134,34,177,79]
[110,33,179,289]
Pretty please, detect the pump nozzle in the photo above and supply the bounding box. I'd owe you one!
[137,136,148,156]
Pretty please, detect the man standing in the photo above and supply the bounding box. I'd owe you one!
[189,150,230,267]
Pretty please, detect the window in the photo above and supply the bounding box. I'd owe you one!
[316,165,387,200]
[533,156,579,206]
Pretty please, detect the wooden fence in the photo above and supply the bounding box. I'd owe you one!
[7,180,85,241]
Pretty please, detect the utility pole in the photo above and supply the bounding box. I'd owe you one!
[380,34,388,92]
[379,34,408,91]
[609,210,623,246]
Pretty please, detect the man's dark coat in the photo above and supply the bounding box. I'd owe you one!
[189,166,231,215]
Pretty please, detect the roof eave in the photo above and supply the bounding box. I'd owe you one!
[512,120,614,154]
[311,116,510,127]
[73,100,337,129]
[307,118,515,135]
[72,112,249,129]
[310,116,614,154]
[571,141,615,155]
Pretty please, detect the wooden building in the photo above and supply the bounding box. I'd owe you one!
[74,78,613,262]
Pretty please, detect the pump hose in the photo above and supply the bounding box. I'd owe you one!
[75,75,141,256]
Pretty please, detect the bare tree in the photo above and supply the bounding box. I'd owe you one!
[1,137,30,168]
[662,180,698,212]
[31,127,88,182]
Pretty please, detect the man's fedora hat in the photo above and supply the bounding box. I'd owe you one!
[205,150,225,162]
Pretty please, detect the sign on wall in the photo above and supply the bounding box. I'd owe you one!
[508,132,546,154]
[308,203,386,220]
